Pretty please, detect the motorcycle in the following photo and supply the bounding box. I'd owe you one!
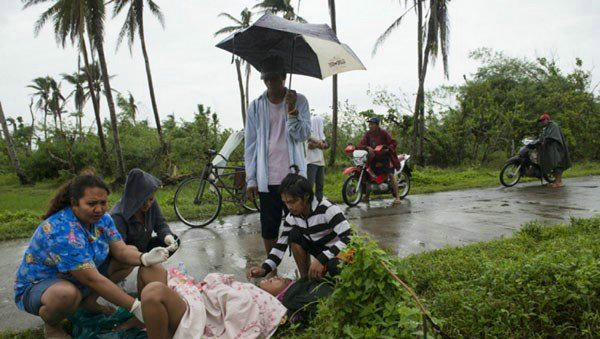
[499,138,555,187]
[342,144,412,207]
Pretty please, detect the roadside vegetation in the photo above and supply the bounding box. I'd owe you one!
[278,216,600,338]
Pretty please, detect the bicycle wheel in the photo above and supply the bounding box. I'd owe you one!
[174,177,222,227]
[240,185,260,212]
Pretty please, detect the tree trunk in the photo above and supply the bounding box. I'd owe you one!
[0,101,31,185]
[28,99,34,154]
[90,2,127,182]
[80,29,110,175]
[245,63,250,112]
[234,58,246,125]
[328,0,338,166]
[411,0,423,162]
[138,18,167,153]
[43,104,48,140]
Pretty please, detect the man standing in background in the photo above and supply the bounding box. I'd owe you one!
[306,114,328,201]
[245,55,311,267]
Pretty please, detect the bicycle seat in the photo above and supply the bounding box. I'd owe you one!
[205,149,217,156]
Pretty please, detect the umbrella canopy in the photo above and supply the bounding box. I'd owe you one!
[216,13,366,80]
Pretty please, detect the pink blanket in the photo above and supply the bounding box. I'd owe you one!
[167,268,287,339]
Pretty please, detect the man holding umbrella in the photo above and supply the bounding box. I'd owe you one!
[245,55,311,267]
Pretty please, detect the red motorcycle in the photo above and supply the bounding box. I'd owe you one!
[342,144,412,207]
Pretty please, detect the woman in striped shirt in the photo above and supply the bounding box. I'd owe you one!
[247,171,353,280]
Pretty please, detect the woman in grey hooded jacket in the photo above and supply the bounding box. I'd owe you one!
[111,168,178,254]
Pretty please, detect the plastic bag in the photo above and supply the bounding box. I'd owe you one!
[68,308,147,339]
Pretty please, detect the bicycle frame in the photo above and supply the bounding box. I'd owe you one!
[195,162,248,206]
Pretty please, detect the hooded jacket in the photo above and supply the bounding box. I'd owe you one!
[110,168,172,251]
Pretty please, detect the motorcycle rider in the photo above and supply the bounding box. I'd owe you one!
[358,117,402,204]
[538,113,571,188]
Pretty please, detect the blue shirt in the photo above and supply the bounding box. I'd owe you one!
[245,90,311,192]
[14,208,122,310]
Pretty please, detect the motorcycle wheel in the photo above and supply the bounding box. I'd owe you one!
[343,175,363,207]
[499,161,522,187]
[395,171,411,199]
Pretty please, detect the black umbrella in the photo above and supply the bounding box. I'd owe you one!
[215,13,365,86]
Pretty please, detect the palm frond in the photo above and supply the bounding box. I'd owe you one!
[217,12,242,25]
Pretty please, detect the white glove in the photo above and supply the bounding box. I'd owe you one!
[140,247,169,266]
[164,234,178,252]
[130,298,144,323]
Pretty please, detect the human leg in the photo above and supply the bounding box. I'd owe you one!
[258,186,285,255]
[137,264,168,296]
[288,228,311,279]
[34,280,82,339]
[389,173,402,203]
[315,166,325,201]
[141,282,187,339]
[307,164,317,188]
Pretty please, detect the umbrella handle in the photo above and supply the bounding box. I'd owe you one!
[288,35,298,90]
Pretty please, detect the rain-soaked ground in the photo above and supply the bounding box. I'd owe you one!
[1,176,598,329]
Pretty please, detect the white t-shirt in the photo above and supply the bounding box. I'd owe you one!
[267,100,290,185]
[306,115,325,166]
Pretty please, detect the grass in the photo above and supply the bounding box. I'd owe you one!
[0,161,599,241]
[0,329,43,339]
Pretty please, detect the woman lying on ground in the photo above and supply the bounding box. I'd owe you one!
[118,267,334,339]
[13,174,170,339]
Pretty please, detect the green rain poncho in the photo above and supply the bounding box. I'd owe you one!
[539,121,571,175]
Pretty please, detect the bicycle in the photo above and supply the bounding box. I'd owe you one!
[173,149,259,227]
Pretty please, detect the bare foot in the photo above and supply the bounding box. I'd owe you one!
[114,317,145,331]
[44,323,71,339]
[392,199,402,205]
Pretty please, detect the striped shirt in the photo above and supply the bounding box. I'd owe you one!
[262,198,352,273]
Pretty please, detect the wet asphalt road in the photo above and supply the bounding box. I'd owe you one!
[1,176,598,330]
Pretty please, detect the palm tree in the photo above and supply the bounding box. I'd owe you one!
[22,0,110,171]
[327,0,338,166]
[373,0,450,165]
[214,8,254,125]
[47,78,66,133]
[62,69,87,135]
[0,101,31,184]
[253,0,306,22]
[27,76,53,140]
[87,0,128,180]
[113,0,167,152]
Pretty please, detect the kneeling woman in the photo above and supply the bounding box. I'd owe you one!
[14,174,169,339]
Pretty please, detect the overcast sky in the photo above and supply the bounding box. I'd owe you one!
[1,1,598,131]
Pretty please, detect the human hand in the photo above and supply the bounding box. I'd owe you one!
[247,266,266,279]
[246,186,258,202]
[140,247,169,266]
[285,90,297,115]
[164,234,178,252]
[308,260,326,280]
[129,298,144,323]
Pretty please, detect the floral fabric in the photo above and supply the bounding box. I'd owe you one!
[14,208,122,310]
[167,268,287,339]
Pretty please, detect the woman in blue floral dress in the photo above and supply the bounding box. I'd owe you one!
[14,174,169,339]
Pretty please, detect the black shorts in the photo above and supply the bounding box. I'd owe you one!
[288,227,341,276]
[258,186,288,239]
